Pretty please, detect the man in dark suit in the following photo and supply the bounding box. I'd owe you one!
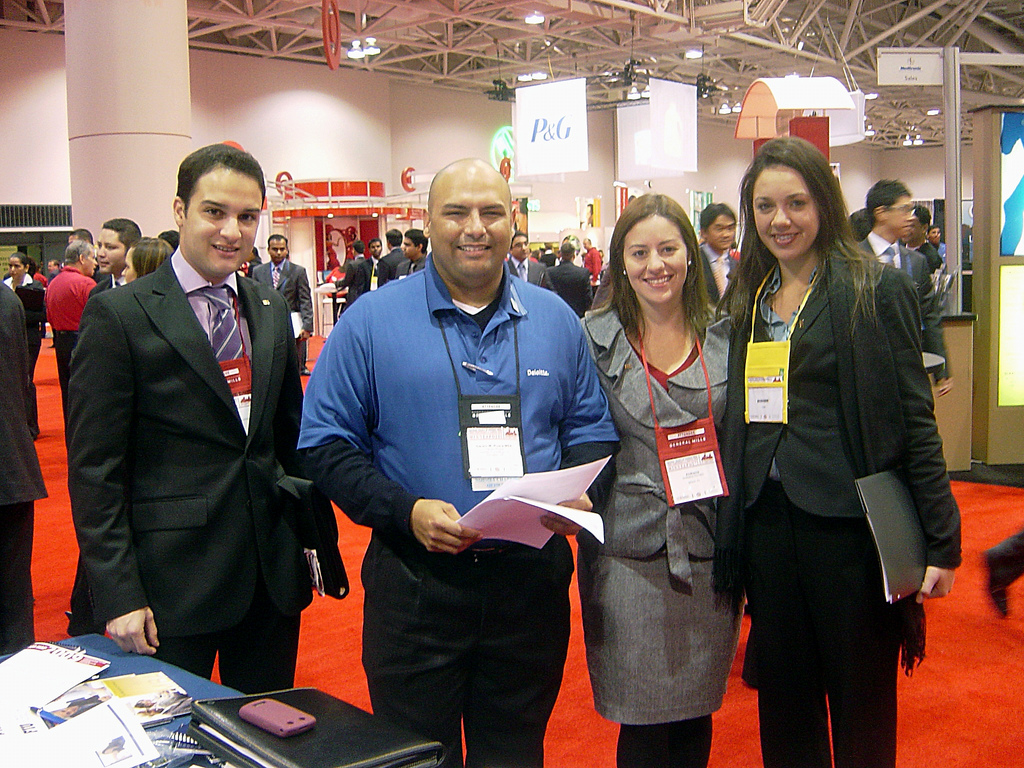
[396,228,428,277]
[378,228,406,287]
[697,202,738,307]
[546,241,593,317]
[0,284,47,654]
[90,218,142,297]
[860,179,951,395]
[507,230,550,287]
[67,144,312,694]
[253,234,314,375]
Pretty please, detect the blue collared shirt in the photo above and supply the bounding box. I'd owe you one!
[299,255,617,515]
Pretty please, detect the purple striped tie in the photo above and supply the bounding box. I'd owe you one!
[197,285,243,362]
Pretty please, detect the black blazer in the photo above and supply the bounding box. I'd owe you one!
[252,260,313,333]
[717,260,960,583]
[67,261,311,638]
[378,249,405,287]
[337,258,372,307]
[545,261,593,317]
[88,275,117,299]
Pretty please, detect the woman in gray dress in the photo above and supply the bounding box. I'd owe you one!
[580,194,740,768]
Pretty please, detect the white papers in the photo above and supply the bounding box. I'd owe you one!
[290,311,303,338]
[1,699,160,768]
[460,456,609,547]
[0,642,110,712]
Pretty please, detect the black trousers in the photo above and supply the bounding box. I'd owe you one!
[362,534,573,768]
[53,330,78,426]
[744,481,900,768]
[0,501,35,655]
[987,526,1024,586]
[153,575,301,695]
[25,326,41,437]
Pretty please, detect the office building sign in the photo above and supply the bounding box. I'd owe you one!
[514,78,589,177]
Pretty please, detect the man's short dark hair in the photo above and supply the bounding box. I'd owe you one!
[368,237,381,248]
[559,241,576,261]
[865,180,911,224]
[176,144,266,208]
[102,218,142,250]
[912,205,931,228]
[70,228,94,244]
[268,233,288,246]
[405,228,428,254]
[699,202,736,232]
[385,228,403,248]
[848,208,873,241]
[512,230,529,245]
[352,239,366,255]
[157,229,180,251]
[65,240,92,265]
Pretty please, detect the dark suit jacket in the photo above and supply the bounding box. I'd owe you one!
[508,257,550,288]
[0,286,46,508]
[88,275,117,299]
[858,238,948,379]
[67,261,311,638]
[717,260,960,586]
[698,242,736,306]
[545,260,593,317]
[378,248,405,287]
[252,260,313,333]
[337,257,372,308]
[396,255,426,277]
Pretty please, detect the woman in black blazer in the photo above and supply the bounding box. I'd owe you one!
[714,137,961,768]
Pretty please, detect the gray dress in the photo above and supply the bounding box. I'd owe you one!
[579,311,740,725]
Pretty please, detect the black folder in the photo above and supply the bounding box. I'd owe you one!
[855,470,927,603]
[189,688,444,768]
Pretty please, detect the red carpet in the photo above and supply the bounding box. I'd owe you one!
[28,337,1024,766]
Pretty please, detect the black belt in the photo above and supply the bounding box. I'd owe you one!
[53,330,78,337]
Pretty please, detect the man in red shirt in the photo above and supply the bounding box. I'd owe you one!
[582,238,602,286]
[45,240,96,422]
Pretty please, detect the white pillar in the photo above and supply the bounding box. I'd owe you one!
[64,0,191,235]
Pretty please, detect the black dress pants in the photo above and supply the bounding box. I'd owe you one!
[153,574,301,695]
[361,533,574,768]
[53,330,78,427]
[0,501,35,655]
[744,481,901,768]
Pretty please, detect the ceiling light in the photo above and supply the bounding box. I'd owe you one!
[347,42,365,60]
[641,85,651,98]
[517,74,534,82]
[685,49,703,60]
[913,138,924,145]
[719,103,731,114]
[525,11,544,24]
[797,41,805,51]
[730,104,742,113]
[363,37,380,55]
[864,92,879,100]
[903,135,913,146]
[927,108,941,116]
[531,71,548,81]
[627,85,642,100]
[865,129,876,136]
[785,72,799,79]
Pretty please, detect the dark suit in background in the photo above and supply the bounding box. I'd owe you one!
[545,259,593,317]
[337,257,372,310]
[859,238,948,380]
[0,286,47,654]
[378,247,405,287]
[698,242,736,307]
[252,259,313,372]
[507,256,550,288]
[68,259,311,692]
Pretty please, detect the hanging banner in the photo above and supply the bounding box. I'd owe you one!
[514,78,589,177]
[616,79,697,180]
[877,48,943,86]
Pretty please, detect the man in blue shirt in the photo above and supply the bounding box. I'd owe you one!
[300,158,617,768]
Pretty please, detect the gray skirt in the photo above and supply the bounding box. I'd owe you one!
[577,544,740,724]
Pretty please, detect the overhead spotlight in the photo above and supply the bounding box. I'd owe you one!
[903,135,913,146]
[685,48,703,59]
[531,71,548,81]
[517,74,534,82]
[347,41,365,59]
[525,11,544,24]
[864,92,879,100]
[718,103,731,114]
[641,85,651,98]
[363,37,380,55]
[927,108,941,116]
[627,85,642,100]
[865,129,876,136]
[913,138,924,145]
[797,41,805,51]
[730,104,742,113]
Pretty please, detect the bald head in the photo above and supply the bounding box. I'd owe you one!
[424,158,514,306]
[427,159,512,215]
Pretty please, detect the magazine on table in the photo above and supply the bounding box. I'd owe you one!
[42,671,192,728]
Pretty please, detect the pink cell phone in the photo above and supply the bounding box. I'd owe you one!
[238,698,316,737]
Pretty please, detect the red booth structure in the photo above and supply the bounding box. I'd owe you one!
[269,177,426,272]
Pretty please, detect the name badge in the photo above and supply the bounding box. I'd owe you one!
[220,356,252,434]
[656,417,728,506]
[744,339,789,424]
[459,395,526,492]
